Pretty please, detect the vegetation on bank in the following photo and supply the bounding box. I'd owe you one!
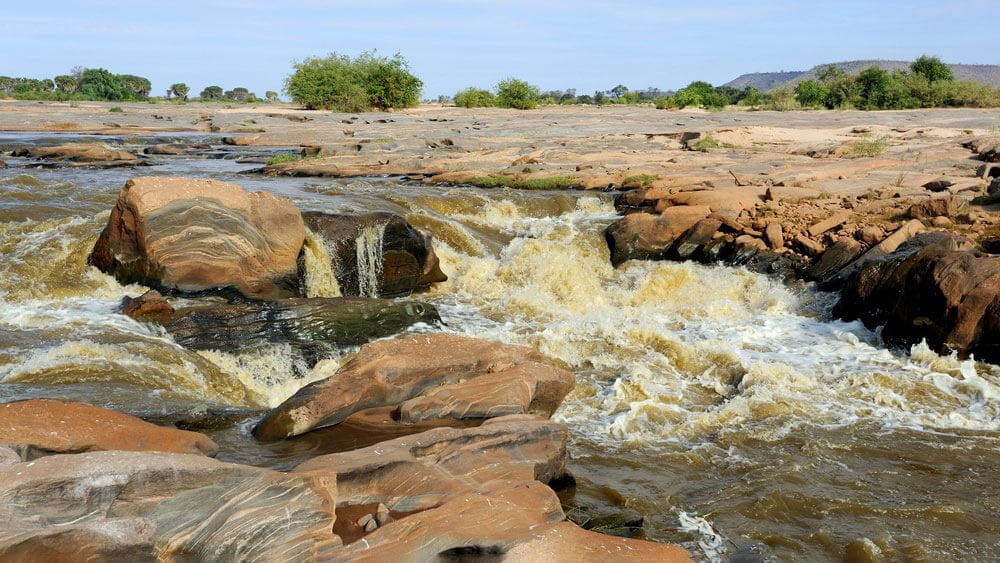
[284,51,422,111]
[463,174,578,190]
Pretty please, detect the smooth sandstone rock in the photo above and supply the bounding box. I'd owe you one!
[908,195,969,220]
[505,522,693,563]
[89,177,305,300]
[254,334,570,440]
[0,399,217,457]
[13,142,139,162]
[0,451,340,561]
[605,207,711,266]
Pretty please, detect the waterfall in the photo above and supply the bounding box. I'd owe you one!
[355,221,387,298]
[301,228,342,298]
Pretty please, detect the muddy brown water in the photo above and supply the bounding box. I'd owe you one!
[0,134,997,562]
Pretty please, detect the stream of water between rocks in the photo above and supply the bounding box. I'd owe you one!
[0,134,997,561]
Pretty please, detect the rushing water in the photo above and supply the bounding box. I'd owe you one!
[1,134,998,561]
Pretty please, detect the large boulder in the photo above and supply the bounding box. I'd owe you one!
[834,233,999,362]
[303,211,447,297]
[12,142,139,163]
[89,177,305,300]
[0,451,341,560]
[605,207,711,266]
[0,399,217,457]
[908,195,969,220]
[253,333,574,440]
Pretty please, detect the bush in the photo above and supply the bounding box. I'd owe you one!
[794,79,828,107]
[911,55,953,83]
[108,106,123,113]
[454,87,496,108]
[285,51,422,111]
[265,90,279,102]
[765,87,799,111]
[496,78,540,109]
[79,68,130,101]
[169,83,189,100]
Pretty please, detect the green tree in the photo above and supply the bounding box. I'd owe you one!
[54,75,78,93]
[229,87,251,101]
[0,76,13,94]
[857,66,891,109]
[911,55,953,83]
[454,87,496,108]
[740,86,765,108]
[169,83,190,100]
[794,79,829,107]
[265,90,279,102]
[38,78,55,92]
[496,78,540,109]
[285,51,421,111]
[80,68,129,101]
[120,74,151,98]
[200,85,223,100]
[817,65,844,84]
[610,84,629,101]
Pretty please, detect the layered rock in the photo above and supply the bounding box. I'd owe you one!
[11,142,140,164]
[834,233,999,362]
[121,290,440,357]
[302,211,447,297]
[0,451,341,560]
[89,177,305,300]
[254,333,574,440]
[0,399,217,457]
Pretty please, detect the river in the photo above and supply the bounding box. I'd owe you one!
[1,134,997,561]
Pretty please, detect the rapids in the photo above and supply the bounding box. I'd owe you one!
[1,134,997,561]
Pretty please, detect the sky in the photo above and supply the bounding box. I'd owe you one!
[0,0,994,99]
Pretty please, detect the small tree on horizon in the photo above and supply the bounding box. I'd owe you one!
[911,55,953,83]
[54,75,78,93]
[265,90,279,102]
[169,83,190,100]
[200,85,223,100]
[496,78,540,109]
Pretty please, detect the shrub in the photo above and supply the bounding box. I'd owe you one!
[266,153,302,165]
[622,174,658,186]
[851,135,887,157]
[80,68,130,101]
[794,79,828,107]
[692,136,719,151]
[496,78,540,109]
[765,87,799,111]
[108,106,123,113]
[265,90,279,102]
[454,87,496,108]
[200,85,223,100]
[285,51,422,111]
[739,86,765,108]
[169,83,189,100]
[911,55,953,83]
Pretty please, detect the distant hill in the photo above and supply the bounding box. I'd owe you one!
[724,60,1000,91]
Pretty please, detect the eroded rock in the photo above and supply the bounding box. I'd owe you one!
[89,177,305,300]
[605,207,710,266]
[13,142,139,163]
[254,333,572,440]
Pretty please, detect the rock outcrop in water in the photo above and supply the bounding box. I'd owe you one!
[0,399,217,457]
[89,177,305,300]
[835,232,1000,362]
[11,142,143,167]
[254,333,575,440]
[303,211,447,297]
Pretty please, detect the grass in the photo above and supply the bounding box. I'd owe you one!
[465,174,577,190]
[850,135,887,158]
[108,106,123,113]
[622,173,659,187]
[266,153,303,166]
[691,136,720,152]
[972,192,1000,206]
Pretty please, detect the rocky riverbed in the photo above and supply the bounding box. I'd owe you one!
[0,100,998,561]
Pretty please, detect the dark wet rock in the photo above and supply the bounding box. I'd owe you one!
[160,297,440,356]
[89,177,305,300]
[0,399,217,457]
[922,178,954,192]
[121,289,174,319]
[673,217,722,259]
[0,451,341,560]
[302,211,447,297]
[805,238,865,286]
[834,232,998,362]
[605,207,711,266]
[254,333,572,440]
[976,163,1000,179]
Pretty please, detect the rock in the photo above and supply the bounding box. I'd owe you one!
[855,225,884,246]
[922,178,954,192]
[804,238,865,285]
[963,136,1000,161]
[990,177,1000,195]
[302,211,447,297]
[976,163,1000,179]
[835,219,925,280]
[764,222,784,249]
[15,142,139,163]
[667,189,760,213]
[161,297,440,356]
[254,334,573,440]
[673,217,722,258]
[376,503,392,526]
[121,289,174,320]
[735,234,767,251]
[932,216,953,227]
[505,522,692,562]
[765,185,821,203]
[908,195,968,220]
[807,212,850,237]
[0,451,340,560]
[0,399,217,457]
[605,207,711,266]
[793,234,826,256]
[88,177,305,300]
[834,233,998,362]
[357,513,377,532]
[143,144,195,156]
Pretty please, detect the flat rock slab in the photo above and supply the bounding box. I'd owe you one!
[254,333,573,440]
[89,177,305,300]
[0,399,217,457]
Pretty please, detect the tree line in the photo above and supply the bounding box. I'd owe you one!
[0,67,278,103]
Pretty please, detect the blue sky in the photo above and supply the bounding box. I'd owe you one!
[0,1,994,99]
